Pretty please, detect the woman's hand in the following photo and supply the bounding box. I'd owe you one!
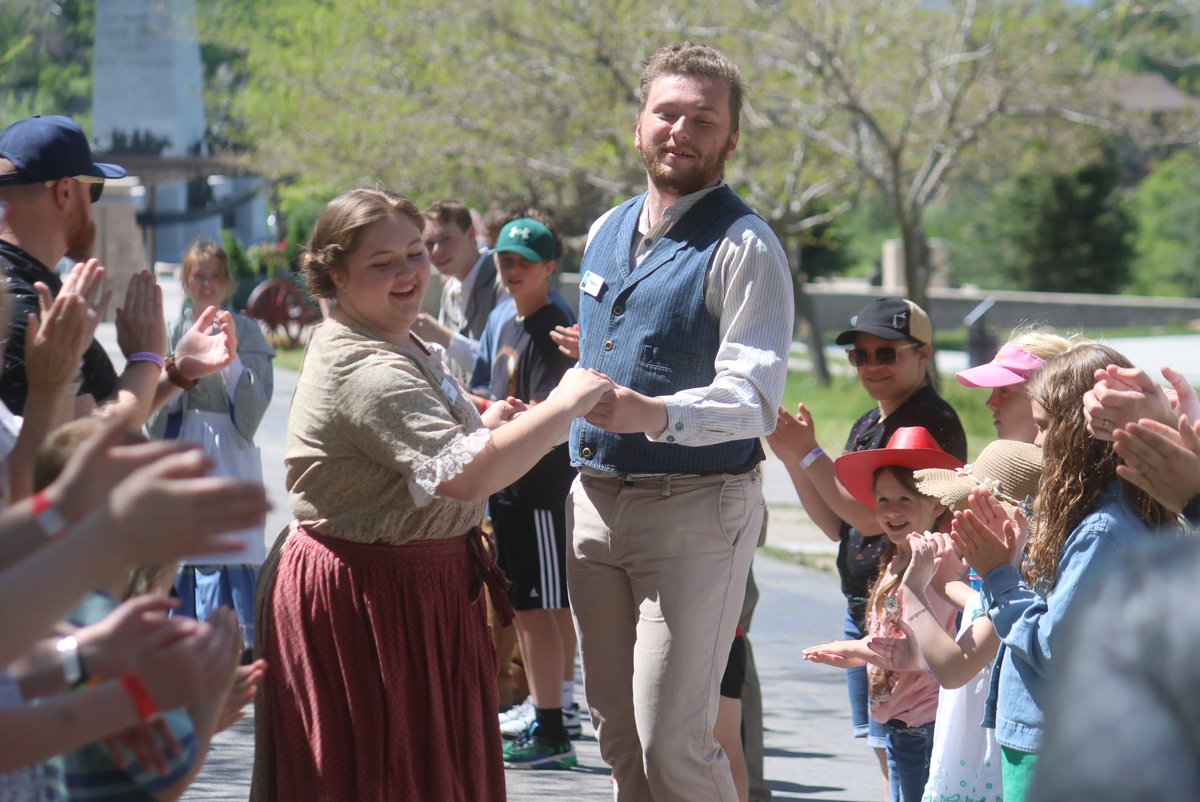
[950,488,1021,579]
[1083,365,1175,441]
[481,397,528,429]
[174,307,237,380]
[766,403,819,463]
[1162,366,1200,424]
[1114,415,1200,515]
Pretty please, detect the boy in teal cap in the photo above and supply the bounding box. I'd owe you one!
[485,217,580,770]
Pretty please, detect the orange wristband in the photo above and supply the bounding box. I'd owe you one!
[117,671,159,723]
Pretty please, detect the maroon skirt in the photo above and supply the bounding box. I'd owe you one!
[252,527,508,802]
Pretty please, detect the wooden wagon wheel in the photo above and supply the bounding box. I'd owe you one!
[246,277,320,347]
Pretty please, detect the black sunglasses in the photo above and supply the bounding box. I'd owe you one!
[846,342,919,367]
[43,176,104,203]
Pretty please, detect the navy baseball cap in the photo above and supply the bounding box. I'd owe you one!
[0,115,126,187]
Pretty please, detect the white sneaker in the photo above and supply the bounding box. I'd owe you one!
[563,703,583,739]
[499,698,536,738]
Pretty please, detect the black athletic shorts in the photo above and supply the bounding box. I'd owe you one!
[720,633,747,699]
[490,500,570,612]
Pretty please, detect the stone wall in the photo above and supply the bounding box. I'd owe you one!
[554,274,1200,335]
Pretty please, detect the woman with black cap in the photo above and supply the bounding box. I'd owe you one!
[767,296,966,790]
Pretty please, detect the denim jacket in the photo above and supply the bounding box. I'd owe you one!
[981,480,1160,752]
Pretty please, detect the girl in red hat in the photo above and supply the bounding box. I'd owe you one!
[802,426,962,802]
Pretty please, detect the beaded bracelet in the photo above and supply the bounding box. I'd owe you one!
[117,671,159,723]
[127,352,166,370]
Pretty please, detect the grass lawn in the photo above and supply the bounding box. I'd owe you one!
[273,345,307,373]
[782,369,997,461]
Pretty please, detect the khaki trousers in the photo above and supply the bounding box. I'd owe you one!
[568,470,764,802]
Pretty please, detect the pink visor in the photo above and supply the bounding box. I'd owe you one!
[955,343,1046,388]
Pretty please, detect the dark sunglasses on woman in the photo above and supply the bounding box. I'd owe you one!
[846,342,919,367]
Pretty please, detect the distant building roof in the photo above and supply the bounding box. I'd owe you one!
[1112,73,1199,113]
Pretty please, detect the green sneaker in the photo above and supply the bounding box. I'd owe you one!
[502,731,577,770]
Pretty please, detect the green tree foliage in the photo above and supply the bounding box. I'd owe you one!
[0,0,96,125]
[989,142,1135,292]
[205,0,1177,313]
[1129,147,1200,297]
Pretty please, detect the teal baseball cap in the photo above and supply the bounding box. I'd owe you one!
[494,218,556,263]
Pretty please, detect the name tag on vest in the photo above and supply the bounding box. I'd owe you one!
[579,270,605,298]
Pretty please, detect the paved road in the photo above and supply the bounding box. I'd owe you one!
[91,274,1196,800]
[179,553,881,802]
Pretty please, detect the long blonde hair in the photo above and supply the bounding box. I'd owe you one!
[1024,344,1172,589]
[1007,324,1083,362]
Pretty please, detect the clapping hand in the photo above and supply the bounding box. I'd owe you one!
[173,307,237,382]
[1114,415,1200,515]
[115,271,167,361]
[950,488,1022,579]
[766,403,819,463]
[1083,365,1177,441]
[902,533,940,594]
[866,630,925,672]
[26,260,111,392]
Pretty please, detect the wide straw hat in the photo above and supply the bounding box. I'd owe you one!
[914,439,1043,519]
[834,427,965,509]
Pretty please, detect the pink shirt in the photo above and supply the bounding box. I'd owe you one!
[868,590,958,727]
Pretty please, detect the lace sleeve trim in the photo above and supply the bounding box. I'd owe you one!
[409,427,492,507]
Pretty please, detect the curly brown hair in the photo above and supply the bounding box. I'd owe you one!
[300,189,424,299]
[1024,343,1172,589]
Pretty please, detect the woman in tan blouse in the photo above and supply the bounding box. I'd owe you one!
[251,189,610,802]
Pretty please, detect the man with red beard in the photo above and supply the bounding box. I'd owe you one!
[567,43,793,801]
[0,115,235,422]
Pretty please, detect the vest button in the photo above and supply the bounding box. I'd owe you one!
[581,447,593,459]
[603,340,614,351]
[613,305,624,316]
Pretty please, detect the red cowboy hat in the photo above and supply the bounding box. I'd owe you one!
[834,427,965,509]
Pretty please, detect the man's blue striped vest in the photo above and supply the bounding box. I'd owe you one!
[569,186,765,474]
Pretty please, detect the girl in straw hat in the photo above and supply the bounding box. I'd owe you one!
[950,344,1175,802]
[803,427,963,802]
[868,438,1043,802]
